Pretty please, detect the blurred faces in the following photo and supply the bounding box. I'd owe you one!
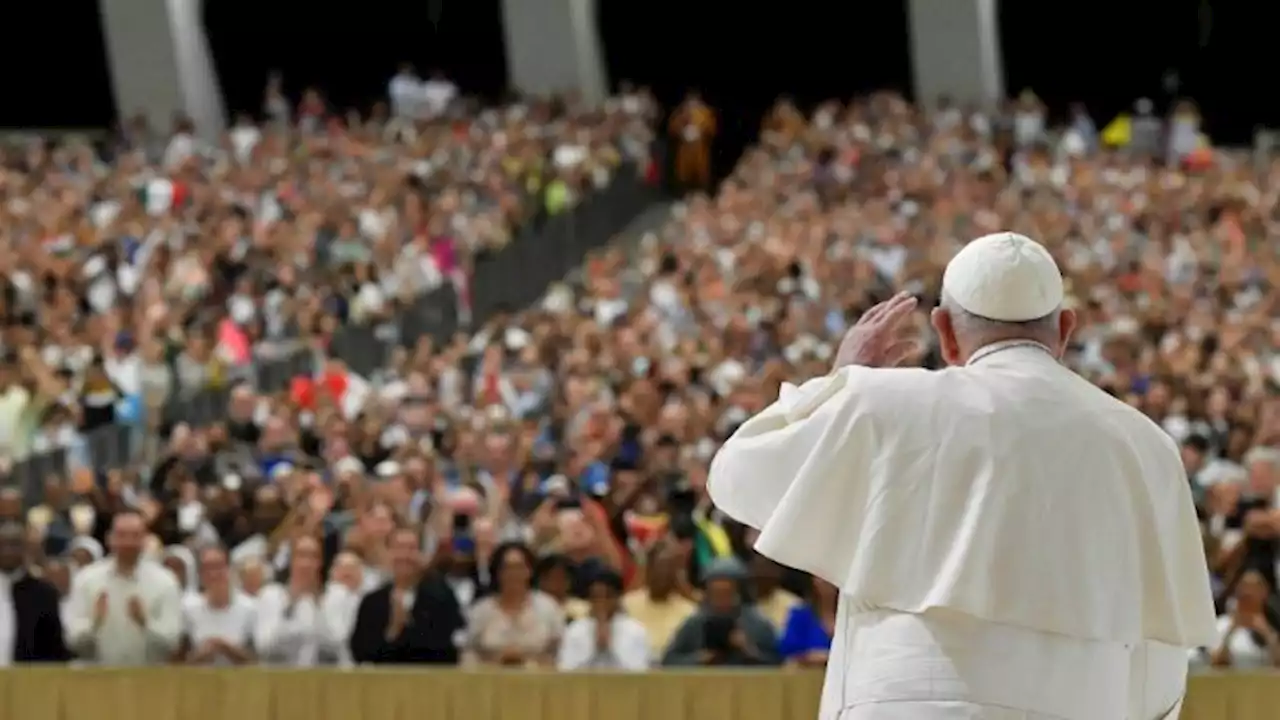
[43,559,70,596]
[0,488,23,520]
[495,544,533,595]
[199,547,231,601]
[361,502,395,544]
[289,535,323,586]
[330,551,364,590]
[749,554,784,597]
[252,486,287,534]
[0,522,24,573]
[646,542,681,596]
[1235,569,1270,613]
[1247,455,1278,500]
[557,510,594,554]
[704,577,740,615]
[483,433,513,469]
[108,512,147,566]
[238,558,266,597]
[388,527,421,583]
[536,557,572,600]
[587,575,622,618]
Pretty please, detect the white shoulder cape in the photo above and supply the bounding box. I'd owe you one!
[708,357,1217,648]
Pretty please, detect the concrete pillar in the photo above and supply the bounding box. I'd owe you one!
[500,0,607,106]
[98,0,226,138]
[907,0,1004,107]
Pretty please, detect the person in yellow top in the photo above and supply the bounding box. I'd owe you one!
[544,178,570,215]
[668,91,716,193]
[748,553,801,632]
[622,541,698,662]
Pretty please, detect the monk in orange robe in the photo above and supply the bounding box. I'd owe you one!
[669,92,716,192]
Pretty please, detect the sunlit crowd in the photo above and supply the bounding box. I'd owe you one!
[0,81,1277,674]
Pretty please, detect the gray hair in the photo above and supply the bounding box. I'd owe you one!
[1245,447,1280,471]
[940,292,1062,345]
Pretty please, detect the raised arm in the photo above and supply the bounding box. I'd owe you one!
[709,292,917,530]
[707,293,919,586]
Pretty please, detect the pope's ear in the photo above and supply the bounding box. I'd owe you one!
[1058,308,1078,348]
[930,308,961,367]
[929,307,952,340]
[1054,302,1075,353]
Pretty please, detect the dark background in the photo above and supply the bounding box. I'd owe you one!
[5,0,1279,157]
[999,0,1280,143]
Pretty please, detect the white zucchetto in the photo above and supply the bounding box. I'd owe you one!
[943,232,1064,322]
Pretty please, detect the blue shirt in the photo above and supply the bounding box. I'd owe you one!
[777,604,832,660]
[579,461,610,497]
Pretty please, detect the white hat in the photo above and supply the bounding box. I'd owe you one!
[942,232,1064,322]
[334,456,365,476]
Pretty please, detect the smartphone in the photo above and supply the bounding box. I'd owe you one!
[452,513,472,535]
[703,615,735,653]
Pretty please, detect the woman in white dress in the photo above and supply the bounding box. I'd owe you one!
[182,546,256,665]
[1204,569,1280,669]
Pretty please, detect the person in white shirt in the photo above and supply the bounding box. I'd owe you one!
[557,568,649,671]
[228,114,262,164]
[708,233,1216,720]
[388,64,422,120]
[320,552,366,666]
[253,535,336,665]
[182,546,256,665]
[1203,569,1280,669]
[64,511,183,665]
[236,556,267,598]
[419,70,457,118]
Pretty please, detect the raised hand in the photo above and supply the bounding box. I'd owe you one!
[834,292,921,369]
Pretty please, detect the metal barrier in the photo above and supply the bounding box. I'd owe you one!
[7,167,659,506]
[469,166,659,322]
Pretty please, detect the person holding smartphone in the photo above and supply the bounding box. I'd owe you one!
[1205,569,1280,669]
[660,557,779,667]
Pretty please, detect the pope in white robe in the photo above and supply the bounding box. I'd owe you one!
[708,232,1217,719]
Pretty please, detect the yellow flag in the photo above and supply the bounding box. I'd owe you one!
[1101,114,1132,147]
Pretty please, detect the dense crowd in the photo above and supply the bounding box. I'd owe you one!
[1,82,1278,676]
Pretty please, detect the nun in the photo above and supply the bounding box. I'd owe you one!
[708,232,1216,719]
[66,536,105,573]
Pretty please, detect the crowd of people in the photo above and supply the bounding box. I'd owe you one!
[0,79,1277,679]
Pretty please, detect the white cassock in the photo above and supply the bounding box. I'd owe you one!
[709,341,1217,719]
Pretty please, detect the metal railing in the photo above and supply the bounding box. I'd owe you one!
[468,166,658,322]
[7,166,660,506]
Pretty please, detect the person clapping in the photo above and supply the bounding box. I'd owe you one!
[65,511,182,665]
[253,535,335,665]
[181,546,255,665]
[1206,569,1280,669]
[349,526,464,665]
[556,568,649,670]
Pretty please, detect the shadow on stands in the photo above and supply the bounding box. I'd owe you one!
[8,167,660,507]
